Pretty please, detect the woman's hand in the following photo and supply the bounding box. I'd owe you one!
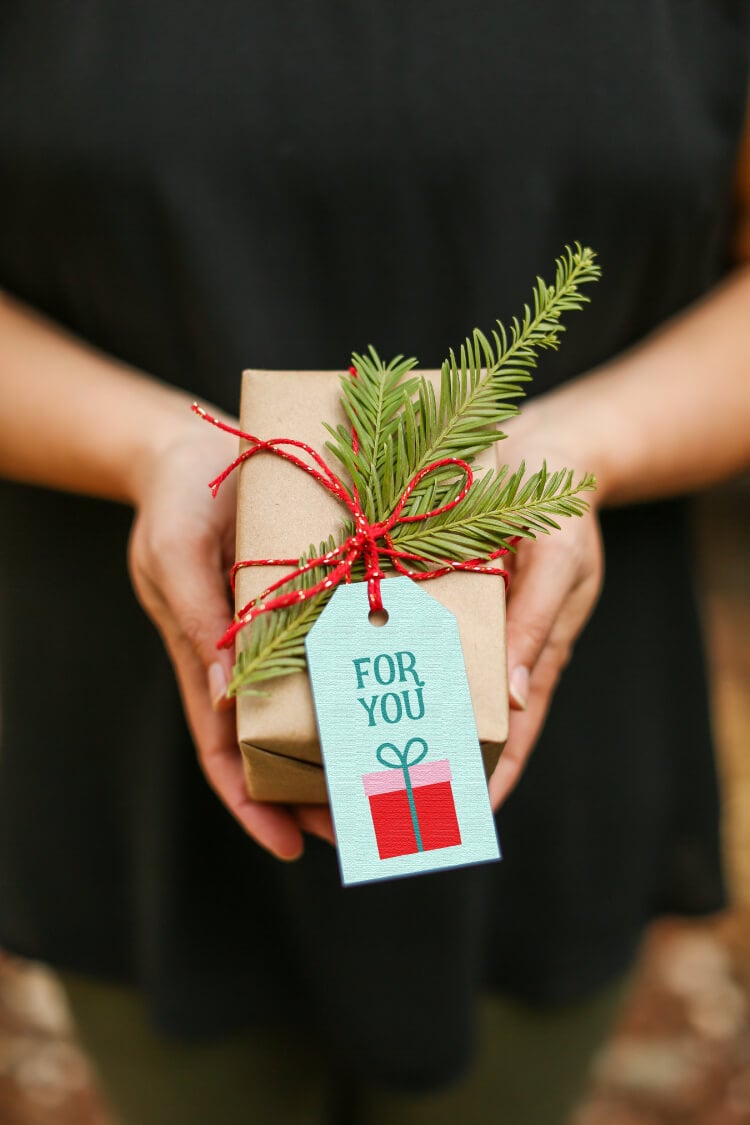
[489,501,604,809]
[128,417,334,858]
[0,295,335,858]
[487,414,605,810]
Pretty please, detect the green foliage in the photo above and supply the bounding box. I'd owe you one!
[322,349,421,522]
[388,464,597,564]
[228,539,340,696]
[229,244,601,695]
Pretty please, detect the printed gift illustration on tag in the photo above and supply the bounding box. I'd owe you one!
[363,738,461,860]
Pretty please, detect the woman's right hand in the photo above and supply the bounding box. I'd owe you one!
[127,414,335,859]
[0,294,335,857]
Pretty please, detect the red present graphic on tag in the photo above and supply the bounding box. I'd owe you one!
[362,738,462,860]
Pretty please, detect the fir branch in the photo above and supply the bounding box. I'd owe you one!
[229,245,602,693]
[380,243,600,516]
[228,539,340,696]
[388,464,597,563]
[323,348,420,521]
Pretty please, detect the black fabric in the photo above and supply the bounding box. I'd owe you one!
[0,2,746,1089]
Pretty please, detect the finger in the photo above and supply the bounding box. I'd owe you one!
[489,745,525,809]
[504,537,577,711]
[490,683,552,808]
[490,643,563,808]
[129,517,237,707]
[165,627,305,859]
[295,804,336,846]
[202,726,306,860]
[166,544,237,708]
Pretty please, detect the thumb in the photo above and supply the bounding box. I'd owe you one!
[128,503,237,708]
[178,576,235,706]
[166,552,237,711]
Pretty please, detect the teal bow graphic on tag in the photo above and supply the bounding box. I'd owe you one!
[376,737,429,852]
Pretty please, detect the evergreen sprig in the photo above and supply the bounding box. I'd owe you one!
[326,243,600,521]
[229,244,601,695]
[322,349,421,522]
[388,463,597,565]
[230,538,340,696]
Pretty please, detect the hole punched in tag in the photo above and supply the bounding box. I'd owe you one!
[368,609,389,627]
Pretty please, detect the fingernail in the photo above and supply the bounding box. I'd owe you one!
[208,662,228,710]
[509,665,530,710]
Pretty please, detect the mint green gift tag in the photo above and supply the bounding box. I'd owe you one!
[305,577,501,886]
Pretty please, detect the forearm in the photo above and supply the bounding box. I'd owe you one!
[510,262,750,506]
[0,291,200,504]
[0,294,316,853]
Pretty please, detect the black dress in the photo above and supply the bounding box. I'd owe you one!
[0,2,747,1089]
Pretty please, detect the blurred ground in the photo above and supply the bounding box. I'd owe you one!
[0,483,748,1125]
[0,954,112,1124]
[572,483,750,1124]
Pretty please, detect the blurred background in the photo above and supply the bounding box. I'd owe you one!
[0,480,748,1125]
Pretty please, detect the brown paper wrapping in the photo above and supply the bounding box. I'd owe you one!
[235,369,508,803]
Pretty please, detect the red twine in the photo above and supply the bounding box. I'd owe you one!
[194,384,514,651]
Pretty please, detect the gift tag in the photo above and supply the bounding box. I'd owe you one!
[305,577,501,886]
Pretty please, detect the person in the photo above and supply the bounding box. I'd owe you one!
[1,6,749,1123]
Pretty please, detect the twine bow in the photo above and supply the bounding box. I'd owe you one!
[195,375,512,650]
[376,737,430,852]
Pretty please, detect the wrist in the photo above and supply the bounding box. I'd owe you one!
[0,292,231,505]
[503,382,625,510]
[123,388,199,505]
[124,387,239,508]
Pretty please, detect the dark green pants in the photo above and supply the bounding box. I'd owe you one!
[61,971,626,1125]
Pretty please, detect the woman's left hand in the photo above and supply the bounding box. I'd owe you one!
[488,453,604,810]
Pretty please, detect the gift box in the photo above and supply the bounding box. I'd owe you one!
[235,368,509,804]
[363,744,462,860]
